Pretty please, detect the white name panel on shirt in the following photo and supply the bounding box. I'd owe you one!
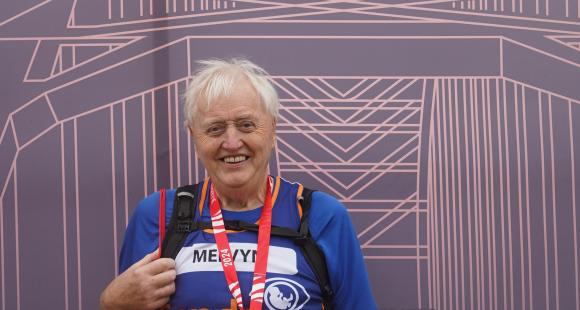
[175,243,298,275]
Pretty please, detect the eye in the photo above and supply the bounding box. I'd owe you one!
[237,120,256,132]
[206,124,225,136]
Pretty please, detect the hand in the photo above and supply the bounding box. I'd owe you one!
[100,250,176,310]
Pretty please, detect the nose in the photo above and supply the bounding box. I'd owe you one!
[221,125,243,151]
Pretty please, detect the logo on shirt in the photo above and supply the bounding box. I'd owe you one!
[263,277,310,310]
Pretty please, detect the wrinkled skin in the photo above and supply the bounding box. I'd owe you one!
[189,76,276,211]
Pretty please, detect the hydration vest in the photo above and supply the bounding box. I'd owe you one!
[158,181,334,309]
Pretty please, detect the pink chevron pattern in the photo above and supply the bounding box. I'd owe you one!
[274,77,422,198]
[273,76,428,266]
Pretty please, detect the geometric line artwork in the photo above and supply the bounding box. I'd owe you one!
[273,75,428,265]
[546,35,580,53]
[429,78,580,310]
[272,75,430,308]
[0,0,51,28]
[1,0,580,308]
[1,54,580,308]
[68,0,255,27]
[63,0,505,30]
[23,38,138,82]
[69,0,240,24]
[0,74,431,309]
[1,77,197,310]
[447,0,580,19]
[274,77,423,200]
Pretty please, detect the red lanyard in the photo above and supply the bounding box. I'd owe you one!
[209,178,273,310]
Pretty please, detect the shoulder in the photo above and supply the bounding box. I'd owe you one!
[136,191,162,216]
[129,189,176,226]
[310,191,346,212]
[309,190,349,220]
[276,177,349,228]
[132,191,160,218]
[275,176,347,219]
[119,189,176,271]
[304,190,378,309]
[304,189,352,239]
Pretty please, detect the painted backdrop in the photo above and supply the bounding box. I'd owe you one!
[1,1,580,309]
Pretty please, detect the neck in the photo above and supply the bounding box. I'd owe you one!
[213,176,269,211]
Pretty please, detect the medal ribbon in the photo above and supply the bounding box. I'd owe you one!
[209,178,273,310]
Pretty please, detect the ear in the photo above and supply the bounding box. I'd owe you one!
[271,119,277,142]
[188,126,200,149]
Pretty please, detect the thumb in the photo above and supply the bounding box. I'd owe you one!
[129,249,159,270]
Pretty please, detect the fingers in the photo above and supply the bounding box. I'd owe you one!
[101,250,177,310]
[156,281,176,298]
[140,257,175,275]
[147,281,175,310]
[152,268,177,287]
[130,249,160,270]
[134,258,175,293]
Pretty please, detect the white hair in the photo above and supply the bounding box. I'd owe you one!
[183,58,279,129]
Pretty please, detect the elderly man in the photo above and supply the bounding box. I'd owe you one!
[100,58,377,309]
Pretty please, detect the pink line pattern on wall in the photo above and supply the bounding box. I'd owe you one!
[450,0,580,19]
[428,78,580,310]
[1,0,580,309]
[23,38,139,82]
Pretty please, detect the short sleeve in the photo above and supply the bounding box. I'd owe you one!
[118,190,175,273]
[307,191,378,309]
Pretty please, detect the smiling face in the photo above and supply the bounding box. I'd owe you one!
[189,76,276,195]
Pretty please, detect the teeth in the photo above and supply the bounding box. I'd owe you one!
[224,156,247,163]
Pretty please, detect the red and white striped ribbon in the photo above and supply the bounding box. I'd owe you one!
[209,178,273,310]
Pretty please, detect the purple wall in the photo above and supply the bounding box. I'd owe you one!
[1,1,580,309]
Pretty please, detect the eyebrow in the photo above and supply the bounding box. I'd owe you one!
[204,114,256,123]
[201,118,225,125]
[234,113,256,120]
[200,114,258,127]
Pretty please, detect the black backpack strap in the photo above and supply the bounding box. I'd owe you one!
[160,184,199,259]
[298,187,334,310]
[192,220,301,239]
[159,183,334,308]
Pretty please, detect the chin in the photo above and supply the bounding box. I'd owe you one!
[223,180,248,188]
[217,174,252,188]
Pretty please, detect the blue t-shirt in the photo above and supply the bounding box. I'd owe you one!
[119,177,377,310]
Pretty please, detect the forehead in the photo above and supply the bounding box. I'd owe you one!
[195,79,268,121]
